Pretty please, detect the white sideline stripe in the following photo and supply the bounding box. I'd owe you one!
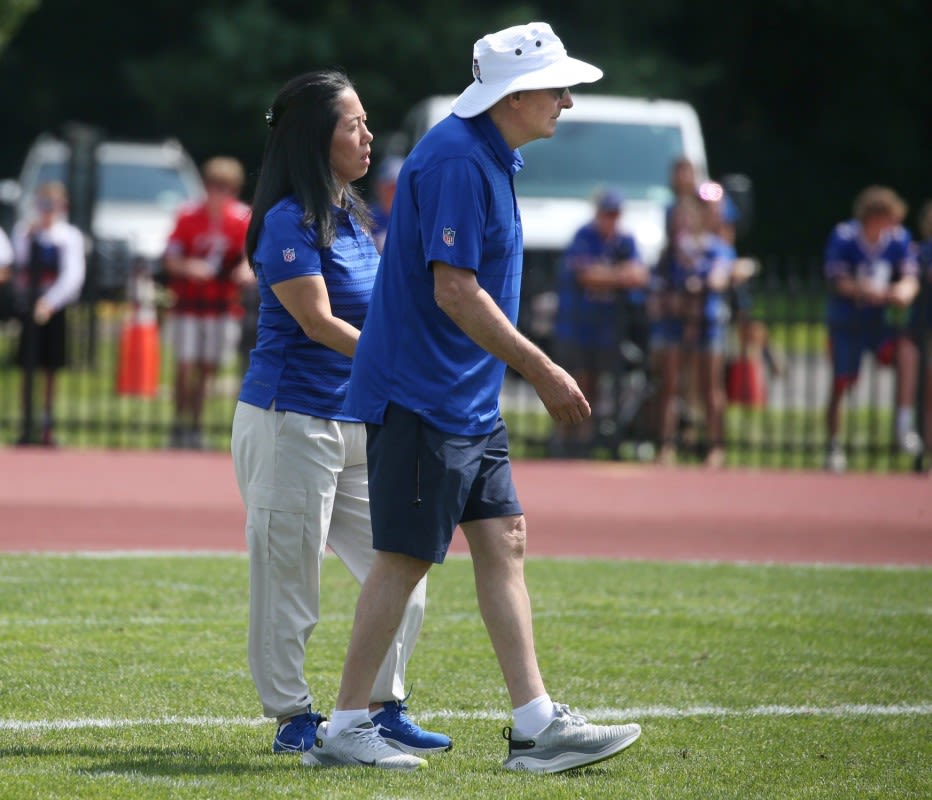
[2,704,930,732]
[4,552,927,570]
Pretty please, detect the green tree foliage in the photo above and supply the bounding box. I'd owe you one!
[123,1,540,176]
[0,0,39,53]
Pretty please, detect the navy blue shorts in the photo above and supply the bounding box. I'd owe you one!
[366,403,523,564]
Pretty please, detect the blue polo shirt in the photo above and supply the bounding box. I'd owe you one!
[344,112,524,435]
[554,222,640,350]
[824,220,917,327]
[239,196,378,420]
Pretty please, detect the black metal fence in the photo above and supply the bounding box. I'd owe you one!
[0,256,928,473]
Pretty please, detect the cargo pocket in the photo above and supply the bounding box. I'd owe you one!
[245,484,307,565]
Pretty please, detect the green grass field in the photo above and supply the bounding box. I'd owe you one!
[0,554,928,799]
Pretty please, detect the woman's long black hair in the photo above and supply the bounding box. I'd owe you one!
[246,69,370,268]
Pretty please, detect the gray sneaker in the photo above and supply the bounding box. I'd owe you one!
[301,720,427,771]
[503,704,641,773]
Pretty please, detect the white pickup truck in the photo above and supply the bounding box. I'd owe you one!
[392,93,715,344]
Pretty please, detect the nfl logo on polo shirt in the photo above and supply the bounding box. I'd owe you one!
[442,227,456,247]
[282,247,296,262]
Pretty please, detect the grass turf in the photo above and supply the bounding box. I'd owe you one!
[0,554,928,799]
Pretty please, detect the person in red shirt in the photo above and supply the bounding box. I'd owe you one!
[164,156,252,449]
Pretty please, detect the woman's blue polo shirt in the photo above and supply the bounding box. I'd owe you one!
[239,196,378,421]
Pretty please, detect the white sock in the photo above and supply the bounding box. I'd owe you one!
[897,407,915,436]
[512,694,555,738]
[326,708,370,736]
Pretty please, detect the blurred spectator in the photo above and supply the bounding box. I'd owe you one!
[0,225,13,321]
[823,185,919,473]
[908,199,932,464]
[699,179,741,247]
[665,156,698,235]
[698,181,778,411]
[7,182,86,446]
[163,156,252,449]
[370,155,404,253]
[647,157,699,449]
[551,188,647,456]
[652,192,734,466]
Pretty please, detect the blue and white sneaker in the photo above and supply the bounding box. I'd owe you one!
[273,708,326,753]
[371,699,452,755]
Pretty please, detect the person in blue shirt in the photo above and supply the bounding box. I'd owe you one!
[663,156,697,233]
[908,199,932,465]
[552,187,647,455]
[369,155,404,253]
[230,70,450,761]
[823,186,919,472]
[305,22,640,774]
[653,193,734,466]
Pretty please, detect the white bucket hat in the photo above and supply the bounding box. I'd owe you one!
[451,22,603,118]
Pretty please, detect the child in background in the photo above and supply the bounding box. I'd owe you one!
[823,186,919,473]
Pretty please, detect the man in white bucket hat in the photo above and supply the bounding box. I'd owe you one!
[304,22,642,773]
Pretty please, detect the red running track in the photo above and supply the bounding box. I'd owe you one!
[0,449,929,565]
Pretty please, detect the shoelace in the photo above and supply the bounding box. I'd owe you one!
[380,701,418,731]
[346,723,394,754]
[553,703,588,727]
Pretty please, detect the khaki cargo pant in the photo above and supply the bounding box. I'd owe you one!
[232,401,427,719]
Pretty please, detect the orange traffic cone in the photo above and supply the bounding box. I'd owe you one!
[116,268,160,397]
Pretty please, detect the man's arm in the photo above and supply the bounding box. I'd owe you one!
[35,226,86,325]
[574,257,647,291]
[432,261,590,425]
[163,249,217,281]
[829,273,886,306]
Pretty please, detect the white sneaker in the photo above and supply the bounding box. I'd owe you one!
[503,704,641,773]
[301,721,427,771]
[825,444,847,473]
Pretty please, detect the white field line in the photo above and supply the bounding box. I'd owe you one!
[2,551,928,571]
[1,704,930,732]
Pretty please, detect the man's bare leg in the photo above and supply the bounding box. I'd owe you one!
[461,514,547,708]
[334,551,431,711]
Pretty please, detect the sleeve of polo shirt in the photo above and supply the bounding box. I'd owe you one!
[621,234,642,263]
[255,208,322,285]
[418,158,487,272]
[824,224,852,281]
[892,228,918,280]
[564,228,595,271]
